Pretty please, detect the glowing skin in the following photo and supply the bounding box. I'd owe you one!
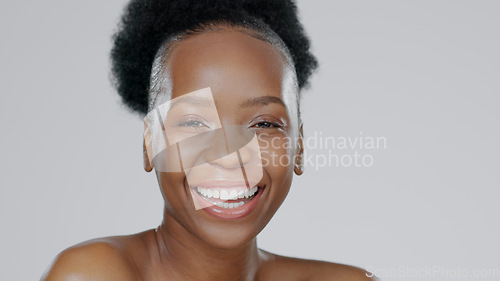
[140,30,306,280]
[41,28,374,281]
[143,30,301,250]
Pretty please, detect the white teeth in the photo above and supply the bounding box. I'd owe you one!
[244,187,257,198]
[197,187,204,196]
[246,187,258,198]
[212,190,219,199]
[215,201,245,209]
[220,190,230,200]
[195,186,260,202]
[229,190,238,200]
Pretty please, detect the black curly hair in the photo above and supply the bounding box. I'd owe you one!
[110,0,318,116]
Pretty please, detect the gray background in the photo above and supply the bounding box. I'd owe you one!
[1,1,499,280]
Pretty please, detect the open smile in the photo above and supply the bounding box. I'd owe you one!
[188,181,266,220]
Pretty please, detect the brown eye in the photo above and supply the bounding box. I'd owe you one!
[178,120,208,128]
[252,121,282,129]
[176,115,211,130]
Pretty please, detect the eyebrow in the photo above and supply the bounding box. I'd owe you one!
[240,96,286,108]
[168,95,214,111]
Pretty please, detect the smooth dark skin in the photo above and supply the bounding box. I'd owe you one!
[41,29,375,281]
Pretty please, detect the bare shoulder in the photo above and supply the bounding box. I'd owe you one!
[40,233,148,281]
[258,250,377,281]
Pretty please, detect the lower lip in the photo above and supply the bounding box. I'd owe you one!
[189,186,265,220]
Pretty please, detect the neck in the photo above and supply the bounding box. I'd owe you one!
[152,210,262,281]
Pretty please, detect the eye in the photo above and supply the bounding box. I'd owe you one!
[252,121,282,129]
[177,118,209,128]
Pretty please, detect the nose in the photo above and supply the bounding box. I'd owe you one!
[207,152,242,170]
[204,125,255,170]
[236,138,254,166]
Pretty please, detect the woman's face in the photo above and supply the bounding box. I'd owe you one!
[144,29,302,249]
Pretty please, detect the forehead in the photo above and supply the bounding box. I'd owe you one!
[165,30,287,100]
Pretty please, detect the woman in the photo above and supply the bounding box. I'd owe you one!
[41,0,374,280]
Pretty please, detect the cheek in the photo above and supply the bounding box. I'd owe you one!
[258,134,294,219]
[156,170,187,210]
[258,134,295,183]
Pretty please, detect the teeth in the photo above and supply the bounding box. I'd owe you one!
[244,187,257,198]
[220,190,230,200]
[215,201,245,209]
[238,190,245,199]
[195,186,260,201]
[229,190,238,200]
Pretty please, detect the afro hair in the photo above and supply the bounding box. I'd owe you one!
[110,0,318,116]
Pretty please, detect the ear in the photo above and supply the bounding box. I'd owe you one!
[294,124,304,176]
[143,120,153,173]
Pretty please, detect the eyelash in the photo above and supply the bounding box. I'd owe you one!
[251,121,283,129]
[177,119,209,128]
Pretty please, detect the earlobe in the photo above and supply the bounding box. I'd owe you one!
[294,124,304,176]
[143,121,153,173]
[294,162,303,176]
[143,141,153,172]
